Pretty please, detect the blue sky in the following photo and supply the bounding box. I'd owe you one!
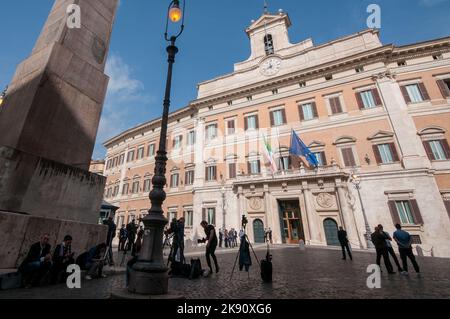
[1,0,450,159]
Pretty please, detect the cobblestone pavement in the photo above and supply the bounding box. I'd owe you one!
[1,246,449,299]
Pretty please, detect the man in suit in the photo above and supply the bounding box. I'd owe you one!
[371,226,395,274]
[50,235,75,284]
[19,234,53,287]
[337,227,353,260]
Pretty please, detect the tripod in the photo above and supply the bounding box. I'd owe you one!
[230,226,260,281]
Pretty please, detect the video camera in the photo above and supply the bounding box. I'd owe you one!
[241,215,248,228]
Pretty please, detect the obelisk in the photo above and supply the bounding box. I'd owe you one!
[0,0,119,269]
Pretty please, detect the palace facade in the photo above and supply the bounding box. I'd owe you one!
[102,11,450,256]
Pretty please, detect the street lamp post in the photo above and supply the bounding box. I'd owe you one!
[350,173,374,249]
[128,0,185,296]
[221,178,226,230]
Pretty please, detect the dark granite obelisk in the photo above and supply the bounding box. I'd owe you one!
[0,0,119,269]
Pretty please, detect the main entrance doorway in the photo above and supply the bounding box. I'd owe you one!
[253,219,265,243]
[323,218,340,246]
[278,200,305,244]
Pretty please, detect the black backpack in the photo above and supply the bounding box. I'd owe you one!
[189,258,202,280]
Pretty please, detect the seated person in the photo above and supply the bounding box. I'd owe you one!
[50,235,75,284]
[76,243,107,280]
[18,234,52,287]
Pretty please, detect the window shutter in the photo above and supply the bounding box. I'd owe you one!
[356,92,365,109]
[229,163,236,179]
[213,209,216,226]
[334,97,343,113]
[389,143,400,162]
[422,141,435,160]
[255,115,259,129]
[342,148,356,167]
[388,201,401,225]
[205,167,209,181]
[409,200,424,225]
[244,117,248,131]
[441,139,450,159]
[312,102,318,118]
[329,97,337,114]
[321,152,327,166]
[437,80,450,98]
[400,86,411,104]
[372,88,382,106]
[185,171,188,184]
[372,145,382,164]
[247,162,251,174]
[298,105,305,121]
[257,160,261,173]
[418,83,430,101]
[202,208,206,222]
[213,166,217,180]
[270,111,275,126]
[281,109,287,124]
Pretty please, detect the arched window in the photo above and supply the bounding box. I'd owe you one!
[264,34,274,55]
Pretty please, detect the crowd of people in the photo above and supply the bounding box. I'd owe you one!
[218,228,240,248]
[338,223,421,275]
[118,219,145,256]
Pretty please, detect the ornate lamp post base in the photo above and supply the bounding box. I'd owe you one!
[111,289,183,300]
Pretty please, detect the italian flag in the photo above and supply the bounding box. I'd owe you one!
[263,134,278,173]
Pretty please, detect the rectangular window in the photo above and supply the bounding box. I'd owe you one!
[132,181,140,194]
[173,135,183,149]
[359,90,377,109]
[329,97,343,114]
[423,140,450,161]
[187,131,196,146]
[248,160,261,175]
[147,144,155,157]
[205,166,217,182]
[401,83,430,104]
[226,119,236,135]
[169,212,177,222]
[127,150,135,162]
[314,152,327,167]
[245,115,259,130]
[437,79,450,98]
[377,144,395,164]
[270,109,286,127]
[122,183,129,195]
[278,157,290,171]
[137,147,144,159]
[113,185,119,197]
[207,208,216,225]
[205,124,218,140]
[185,210,193,227]
[119,154,125,165]
[341,147,356,167]
[300,103,317,121]
[395,201,415,225]
[185,170,195,185]
[170,173,179,188]
[143,179,151,192]
[228,163,237,179]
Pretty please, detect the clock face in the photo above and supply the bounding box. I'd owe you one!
[260,57,282,76]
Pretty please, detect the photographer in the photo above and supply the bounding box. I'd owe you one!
[166,217,185,266]
[199,221,219,274]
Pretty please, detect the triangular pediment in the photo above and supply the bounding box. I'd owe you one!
[246,13,291,34]
[367,130,395,141]
[309,140,325,148]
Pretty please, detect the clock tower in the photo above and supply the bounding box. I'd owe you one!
[246,10,292,60]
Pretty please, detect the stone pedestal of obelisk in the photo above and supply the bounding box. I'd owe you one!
[0,0,119,269]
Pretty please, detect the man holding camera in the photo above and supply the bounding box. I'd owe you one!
[200,221,219,274]
[166,217,185,268]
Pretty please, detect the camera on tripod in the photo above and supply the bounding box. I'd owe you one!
[241,215,248,229]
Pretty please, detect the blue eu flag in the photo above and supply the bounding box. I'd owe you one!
[289,130,319,167]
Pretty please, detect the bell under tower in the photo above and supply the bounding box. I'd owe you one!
[246,9,292,60]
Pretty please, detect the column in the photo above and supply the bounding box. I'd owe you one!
[335,178,363,249]
[302,180,322,245]
[375,72,431,169]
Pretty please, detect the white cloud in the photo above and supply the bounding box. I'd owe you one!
[93,54,153,159]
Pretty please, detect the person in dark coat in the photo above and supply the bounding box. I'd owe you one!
[118,224,127,251]
[50,235,75,284]
[337,227,353,260]
[105,217,116,265]
[239,237,252,272]
[371,226,395,274]
[19,234,53,287]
